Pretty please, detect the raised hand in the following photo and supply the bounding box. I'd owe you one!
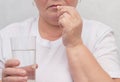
[57,6,83,47]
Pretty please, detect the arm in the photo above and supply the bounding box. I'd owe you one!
[113,79,120,82]
[66,43,114,82]
[57,6,120,82]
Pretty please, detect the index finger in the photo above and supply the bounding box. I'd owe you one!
[57,6,76,16]
[5,59,20,67]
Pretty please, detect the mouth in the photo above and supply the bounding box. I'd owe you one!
[48,4,62,9]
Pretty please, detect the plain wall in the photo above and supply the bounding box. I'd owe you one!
[0,0,120,49]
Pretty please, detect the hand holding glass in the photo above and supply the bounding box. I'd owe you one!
[10,36,36,82]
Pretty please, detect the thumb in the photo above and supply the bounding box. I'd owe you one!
[22,64,38,76]
[21,64,38,79]
[22,64,38,72]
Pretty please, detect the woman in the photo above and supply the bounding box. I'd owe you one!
[0,0,120,82]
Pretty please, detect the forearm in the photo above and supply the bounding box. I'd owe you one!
[66,43,114,82]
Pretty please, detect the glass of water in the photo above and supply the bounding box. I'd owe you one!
[10,36,36,82]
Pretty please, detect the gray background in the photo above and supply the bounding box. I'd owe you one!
[0,0,120,49]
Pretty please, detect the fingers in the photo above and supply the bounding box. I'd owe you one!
[57,6,78,17]
[2,76,28,82]
[5,59,20,67]
[4,64,38,77]
[57,6,80,27]
[3,59,38,82]
[58,12,70,27]
[57,6,83,47]
[21,64,38,79]
[3,68,26,77]
[2,67,27,82]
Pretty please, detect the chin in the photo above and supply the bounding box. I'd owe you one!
[46,14,59,26]
[48,20,59,27]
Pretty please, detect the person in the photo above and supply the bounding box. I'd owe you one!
[0,0,120,82]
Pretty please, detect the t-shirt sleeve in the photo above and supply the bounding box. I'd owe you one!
[93,29,120,78]
[0,34,5,80]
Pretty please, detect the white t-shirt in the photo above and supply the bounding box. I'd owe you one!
[0,17,120,82]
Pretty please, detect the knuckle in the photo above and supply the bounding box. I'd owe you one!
[17,76,27,82]
[2,68,8,76]
[2,77,11,82]
[2,78,6,82]
[5,61,9,67]
[5,59,13,67]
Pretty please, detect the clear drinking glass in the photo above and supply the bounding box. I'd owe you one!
[10,36,36,82]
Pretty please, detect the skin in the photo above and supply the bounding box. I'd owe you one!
[2,59,38,82]
[1,0,120,82]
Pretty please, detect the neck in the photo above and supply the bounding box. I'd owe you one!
[38,17,62,41]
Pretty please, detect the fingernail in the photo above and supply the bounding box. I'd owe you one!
[32,64,37,69]
[57,6,60,8]
[57,6,61,10]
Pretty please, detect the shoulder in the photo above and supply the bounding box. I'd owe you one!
[82,18,113,36]
[0,17,37,37]
[82,18,114,51]
[83,19,120,78]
